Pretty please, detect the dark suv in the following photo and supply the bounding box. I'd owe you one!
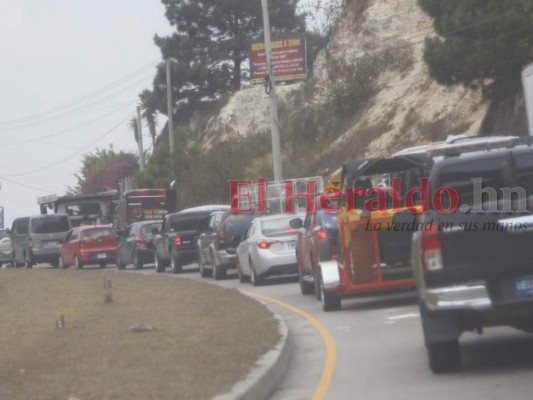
[116,220,162,270]
[153,205,229,273]
[198,211,261,280]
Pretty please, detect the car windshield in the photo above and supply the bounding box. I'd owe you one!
[31,216,70,234]
[82,228,115,239]
[260,216,299,237]
[66,203,101,216]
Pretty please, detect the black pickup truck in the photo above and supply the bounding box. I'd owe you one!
[153,205,229,273]
[412,138,533,373]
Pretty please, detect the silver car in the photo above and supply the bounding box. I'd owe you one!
[236,213,304,286]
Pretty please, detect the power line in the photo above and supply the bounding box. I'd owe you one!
[0,102,135,146]
[0,72,155,132]
[0,58,160,127]
[0,113,132,178]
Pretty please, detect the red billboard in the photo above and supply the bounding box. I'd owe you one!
[250,37,307,85]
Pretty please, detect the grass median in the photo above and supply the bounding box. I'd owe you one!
[0,268,279,400]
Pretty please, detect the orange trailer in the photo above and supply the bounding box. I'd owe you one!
[317,155,432,311]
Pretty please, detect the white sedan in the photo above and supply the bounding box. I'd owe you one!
[235,213,305,286]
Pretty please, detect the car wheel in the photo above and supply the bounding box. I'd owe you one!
[313,266,322,301]
[154,253,165,273]
[427,340,461,374]
[24,252,33,269]
[117,252,126,270]
[319,272,341,311]
[133,251,143,270]
[237,258,250,283]
[198,250,211,278]
[418,301,462,373]
[59,256,69,269]
[171,250,182,274]
[212,262,226,280]
[74,255,83,269]
[12,254,20,268]
[298,265,314,295]
[249,258,262,287]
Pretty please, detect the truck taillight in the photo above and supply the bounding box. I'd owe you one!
[257,239,276,249]
[137,236,146,245]
[318,229,328,240]
[174,235,183,246]
[421,224,443,272]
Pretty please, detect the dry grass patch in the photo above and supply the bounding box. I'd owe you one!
[0,269,279,400]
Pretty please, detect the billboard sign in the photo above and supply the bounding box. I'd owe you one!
[250,37,307,85]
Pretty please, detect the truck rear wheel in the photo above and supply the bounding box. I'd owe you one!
[171,250,182,274]
[427,340,461,374]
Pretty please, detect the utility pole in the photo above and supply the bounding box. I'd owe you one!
[261,0,283,181]
[136,106,145,172]
[166,59,176,182]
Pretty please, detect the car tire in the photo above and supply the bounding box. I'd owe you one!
[171,250,182,274]
[116,252,126,270]
[74,255,83,269]
[298,265,314,295]
[154,253,165,273]
[51,260,59,268]
[427,340,461,374]
[133,251,143,270]
[250,259,262,287]
[59,256,69,269]
[198,250,211,278]
[237,258,250,283]
[24,252,33,269]
[319,272,341,311]
[313,266,322,301]
[212,262,226,280]
[12,254,20,268]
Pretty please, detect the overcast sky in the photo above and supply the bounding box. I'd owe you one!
[0,0,320,228]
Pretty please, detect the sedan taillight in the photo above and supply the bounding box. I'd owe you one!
[174,235,183,246]
[257,239,277,249]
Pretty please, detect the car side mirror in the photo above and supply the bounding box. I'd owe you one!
[289,218,303,229]
[232,235,241,244]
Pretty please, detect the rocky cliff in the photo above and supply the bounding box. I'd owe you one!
[191,0,526,164]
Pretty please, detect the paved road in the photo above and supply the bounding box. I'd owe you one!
[132,264,533,400]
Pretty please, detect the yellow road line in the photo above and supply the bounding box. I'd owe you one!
[245,292,336,400]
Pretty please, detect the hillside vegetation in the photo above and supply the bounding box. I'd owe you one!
[126,0,532,208]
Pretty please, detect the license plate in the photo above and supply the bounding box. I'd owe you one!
[45,241,58,247]
[515,275,533,296]
[97,253,107,259]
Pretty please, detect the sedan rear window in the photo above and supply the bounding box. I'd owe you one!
[82,228,115,239]
[261,216,299,237]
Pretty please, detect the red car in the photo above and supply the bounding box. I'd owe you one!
[59,225,118,269]
[292,208,339,297]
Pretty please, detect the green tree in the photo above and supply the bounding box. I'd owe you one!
[71,148,138,195]
[145,0,304,114]
[139,90,159,147]
[419,0,533,96]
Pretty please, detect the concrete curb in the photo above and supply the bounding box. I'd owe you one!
[212,302,292,400]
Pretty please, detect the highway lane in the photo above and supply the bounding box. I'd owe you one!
[132,264,533,400]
